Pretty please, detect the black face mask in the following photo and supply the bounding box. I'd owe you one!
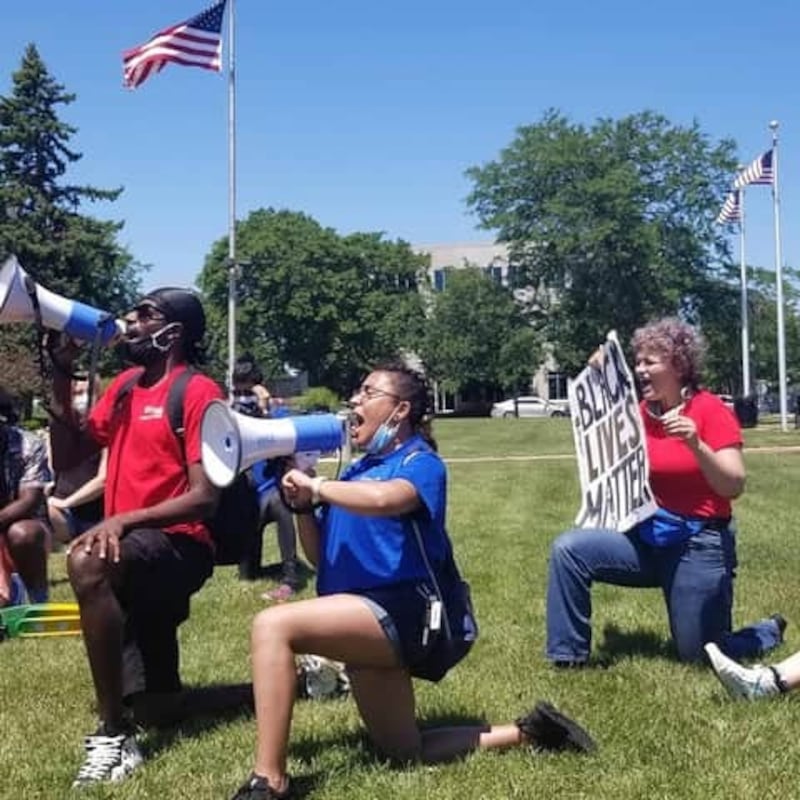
[118,323,179,367]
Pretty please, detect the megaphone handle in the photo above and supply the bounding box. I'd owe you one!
[86,316,108,412]
[22,274,55,398]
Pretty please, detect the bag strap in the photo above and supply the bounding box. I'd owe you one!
[165,367,196,445]
[410,518,453,641]
[112,367,194,451]
[163,368,197,481]
[112,370,143,415]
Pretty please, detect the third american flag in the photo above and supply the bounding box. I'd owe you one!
[716,190,741,225]
[733,150,774,189]
[123,1,227,89]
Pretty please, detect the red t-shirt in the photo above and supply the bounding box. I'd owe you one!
[642,390,742,518]
[89,366,223,545]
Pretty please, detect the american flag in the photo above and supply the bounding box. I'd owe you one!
[123,1,227,89]
[715,190,741,225]
[733,150,774,189]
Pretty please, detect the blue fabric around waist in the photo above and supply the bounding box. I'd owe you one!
[638,507,730,548]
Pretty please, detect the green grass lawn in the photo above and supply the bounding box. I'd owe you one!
[3,418,800,799]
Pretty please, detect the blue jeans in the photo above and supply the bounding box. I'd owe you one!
[546,522,782,664]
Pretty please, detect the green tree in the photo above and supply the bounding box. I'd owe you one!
[420,268,541,400]
[198,208,428,394]
[466,109,737,374]
[0,44,142,398]
[748,266,800,390]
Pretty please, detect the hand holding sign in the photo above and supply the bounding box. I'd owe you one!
[568,331,658,532]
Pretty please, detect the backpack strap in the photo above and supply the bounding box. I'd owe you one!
[164,367,197,454]
[112,367,195,454]
[112,370,145,417]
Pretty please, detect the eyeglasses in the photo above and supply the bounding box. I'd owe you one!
[355,384,401,402]
[125,305,167,324]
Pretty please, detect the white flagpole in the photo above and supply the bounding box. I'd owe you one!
[769,120,788,431]
[226,0,237,398]
[738,188,751,395]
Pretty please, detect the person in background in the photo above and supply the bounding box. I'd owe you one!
[0,387,52,607]
[51,288,222,787]
[705,643,800,701]
[229,361,595,800]
[232,355,299,599]
[232,353,271,415]
[546,318,785,666]
[46,368,106,544]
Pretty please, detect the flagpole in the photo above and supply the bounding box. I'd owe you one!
[738,188,751,395]
[770,120,788,431]
[226,0,237,398]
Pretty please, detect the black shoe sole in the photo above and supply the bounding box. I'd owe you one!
[516,701,597,754]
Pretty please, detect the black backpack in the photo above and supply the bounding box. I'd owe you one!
[115,368,261,565]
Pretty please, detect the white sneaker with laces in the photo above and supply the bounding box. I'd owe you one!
[72,730,143,787]
[704,643,780,701]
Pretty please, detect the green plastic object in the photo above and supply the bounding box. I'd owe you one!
[0,602,81,640]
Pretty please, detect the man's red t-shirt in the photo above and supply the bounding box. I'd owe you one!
[642,390,742,519]
[88,366,223,546]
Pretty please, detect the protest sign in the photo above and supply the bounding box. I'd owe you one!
[568,331,657,532]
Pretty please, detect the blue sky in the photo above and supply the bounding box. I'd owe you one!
[1,0,797,294]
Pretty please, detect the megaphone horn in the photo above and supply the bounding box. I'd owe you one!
[201,400,346,488]
[0,255,124,344]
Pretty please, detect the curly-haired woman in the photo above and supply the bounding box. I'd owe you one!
[546,318,785,666]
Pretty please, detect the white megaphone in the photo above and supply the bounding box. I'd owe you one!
[0,255,124,344]
[201,400,346,488]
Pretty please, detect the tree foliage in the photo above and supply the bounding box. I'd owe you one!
[0,45,142,398]
[466,109,738,375]
[747,266,800,391]
[198,209,428,394]
[419,268,541,396]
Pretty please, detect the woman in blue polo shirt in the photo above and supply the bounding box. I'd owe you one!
[229,362,595,800]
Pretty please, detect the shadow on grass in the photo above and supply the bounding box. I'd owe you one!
[138,682,255,746]
[143,695,488,796]
[595,623,675,664]
[291,709,489,765]
[243,560,316,593]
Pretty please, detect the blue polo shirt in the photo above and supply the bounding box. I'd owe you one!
[316,435,449,595]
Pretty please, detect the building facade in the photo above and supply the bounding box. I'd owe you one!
[414,241,567,413]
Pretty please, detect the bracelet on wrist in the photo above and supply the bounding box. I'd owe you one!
[311,476,329,506]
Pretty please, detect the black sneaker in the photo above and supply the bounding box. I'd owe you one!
[515,701,597,754]
[231,773,291,800]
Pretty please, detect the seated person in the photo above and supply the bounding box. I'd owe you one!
[0,387,52,607]
[546,318,784,665]
[228,361,595,800]
[46,372,106,544]
[232,356,298,597]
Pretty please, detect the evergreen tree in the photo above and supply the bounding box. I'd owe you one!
[0,44,142,400]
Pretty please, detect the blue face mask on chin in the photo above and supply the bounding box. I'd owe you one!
[364,410,401,456]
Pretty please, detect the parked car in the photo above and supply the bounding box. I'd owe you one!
[490,396,569,419]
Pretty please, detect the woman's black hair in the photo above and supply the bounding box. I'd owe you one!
[233,353,263,386]
[373,360,437,451]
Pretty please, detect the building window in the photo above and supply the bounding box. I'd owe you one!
[433,269,446,292]
[548,371,568,400]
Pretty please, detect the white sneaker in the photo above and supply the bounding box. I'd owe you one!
[72,729,144,786]
[704,643,780,701]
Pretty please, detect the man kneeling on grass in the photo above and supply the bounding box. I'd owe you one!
[51,289,222,787]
